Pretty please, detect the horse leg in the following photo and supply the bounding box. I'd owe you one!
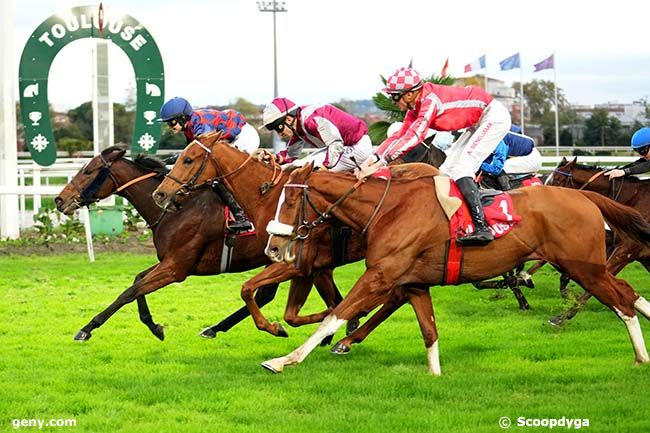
[240,263,301,337]
[199,284,279,338]
[126,265,166,340]
[549,245,636,327]
[405,287,440,375]
[261,268,391,373]
[331,289,409,355]
[75,262,181,341]
[313,269,359,335]
[563,264,648,364]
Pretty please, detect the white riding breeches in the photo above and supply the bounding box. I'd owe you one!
[504,148,542,174]
[439,100,511,181]
[232,123,260,154]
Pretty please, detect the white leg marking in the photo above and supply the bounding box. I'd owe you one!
[427,340,441,376]
[615,307,650,364]
[634,297,650,321]
[261,314,346,373]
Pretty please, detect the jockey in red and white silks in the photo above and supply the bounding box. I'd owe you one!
[261,98,372,172]
[358,66,512,245]
[375,81,511,181]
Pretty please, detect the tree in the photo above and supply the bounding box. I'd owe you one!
[67,102,94,141]
[113,103,135,144]
[582,108,624,146]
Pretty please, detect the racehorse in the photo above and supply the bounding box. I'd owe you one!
[259,162,650,374]
[151,134,372,338]
[545,157,650,325]
[55,146,344,341]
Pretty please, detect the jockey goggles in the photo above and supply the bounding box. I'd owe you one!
[265,116,286,132]
[635,145,650,156]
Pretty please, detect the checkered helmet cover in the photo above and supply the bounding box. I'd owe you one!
[384,67,422,93]
[261,97,298,128]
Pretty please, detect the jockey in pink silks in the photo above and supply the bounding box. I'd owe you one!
[260,97,373,172]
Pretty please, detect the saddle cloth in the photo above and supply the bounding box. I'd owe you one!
[434,176,521,241]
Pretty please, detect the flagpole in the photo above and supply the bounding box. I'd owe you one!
[484,55,488,90]
[520,53,525,133]
[554,52,559,156]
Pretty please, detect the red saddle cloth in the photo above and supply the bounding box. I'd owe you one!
[439,178,521,285]
[521,176,543,187]
[448,180,521,241]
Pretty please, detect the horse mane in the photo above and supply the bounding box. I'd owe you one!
[134,153,170,175]
[100,145,128,155]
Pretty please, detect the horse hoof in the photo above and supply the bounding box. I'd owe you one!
[152,324,165,341]
[320,335,333,346]
[547,316,565,327]
[330,342,350,355]
[261,359,284,373]
[275,324,289,338]
[199,327,218,339]
[74,330,91,341]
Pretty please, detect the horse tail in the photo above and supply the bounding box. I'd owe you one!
[579,190,650,247]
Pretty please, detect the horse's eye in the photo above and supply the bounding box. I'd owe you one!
[183,157,193,165]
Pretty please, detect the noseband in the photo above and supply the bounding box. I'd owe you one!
[69,153,119,207]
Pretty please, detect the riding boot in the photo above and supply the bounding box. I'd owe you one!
[211,181,254,232]
[455,177,494,245]
[496,171,511,191]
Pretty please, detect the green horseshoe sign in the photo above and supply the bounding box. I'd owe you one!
[19,5,165,166]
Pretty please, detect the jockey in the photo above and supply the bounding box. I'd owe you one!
[480,125,541,190]
[159,96,257,232]
[260,97,373,172]
[359,67,511,245]
[605,127,650,179]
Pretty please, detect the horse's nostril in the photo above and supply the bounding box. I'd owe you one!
[270,247,279,255]
[54,197,63,206]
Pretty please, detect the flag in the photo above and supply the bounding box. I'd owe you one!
[464,55,486,73]
[440,57,449,77]
[534,54,554,72]
[499,53,520,71]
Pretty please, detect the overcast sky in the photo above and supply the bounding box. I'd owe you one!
[11,0,650,111]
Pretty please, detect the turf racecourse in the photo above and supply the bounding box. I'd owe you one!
[1,253,649,433]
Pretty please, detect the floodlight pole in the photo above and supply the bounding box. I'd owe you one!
[257,1,287,150]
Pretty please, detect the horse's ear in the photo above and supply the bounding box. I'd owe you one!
[569,157,578,166]
[560,156,567,164]
[101,145,127,161]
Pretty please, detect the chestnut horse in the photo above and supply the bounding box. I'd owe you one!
[55,146,343,341]
[151,135,370,337]
[259,163,650,374]
[545,157,650,325]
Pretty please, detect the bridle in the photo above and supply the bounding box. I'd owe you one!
[274,174,391,242]
[68,154,166,228]
[550,167,624,201]
[165,138,283,196]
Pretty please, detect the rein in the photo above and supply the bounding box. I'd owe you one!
[552,168,624,200]
[70,155,167,228]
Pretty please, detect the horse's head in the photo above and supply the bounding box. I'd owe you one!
[152,131,225,210]
[55,146,127,215]
[264,163,318,263]
[546,157,575,187]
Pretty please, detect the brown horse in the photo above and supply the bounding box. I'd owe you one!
[545,157,650,325]
[151,134,380,338]
[259,162,650,374]
[55,146,343,341]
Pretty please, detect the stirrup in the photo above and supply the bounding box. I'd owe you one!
[227,218,255,233]
[456,230,494,246]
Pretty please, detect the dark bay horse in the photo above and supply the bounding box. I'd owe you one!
[545,157,650,324]
[151,134,372,338]
[55,146,344,341]
[260,163,650,374]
